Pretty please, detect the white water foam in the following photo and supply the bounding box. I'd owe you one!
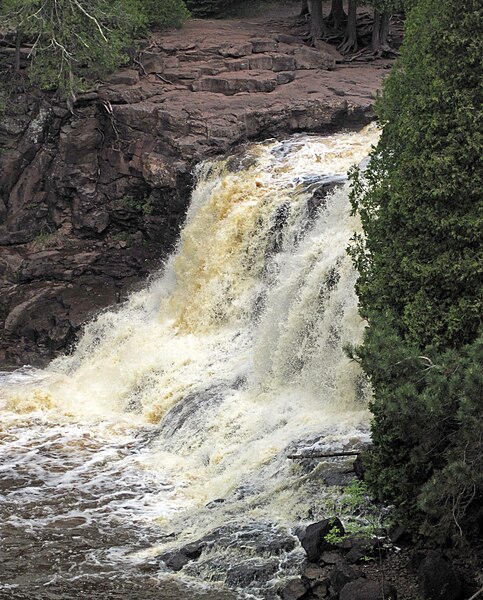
[0,125,379,598]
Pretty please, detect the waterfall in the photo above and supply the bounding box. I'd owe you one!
[0,125,379,599]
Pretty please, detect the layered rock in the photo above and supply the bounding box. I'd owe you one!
[0,10,391,365]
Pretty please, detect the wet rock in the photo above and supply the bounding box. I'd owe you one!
[158,540,206,571]
[280,578,309,600]
[300,518,345,562]
[340,579,398,600]
[205,497,226,508]
[337,536,377,564]
[320,551,341,565]
[303,563,328,582]
[225,558,279,586]
[418,551,462,600]
[159,522,296,576]
[329,560,361,593]
[353,454,365,480]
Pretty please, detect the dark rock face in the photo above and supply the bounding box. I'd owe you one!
[339,579,398,600]
[158,540,206,571]
[280,578,309,600]
[329,560,361,593]
[300,518,345,561]
[0,14,388,366]
[418,551,462,600]
[158,522,297,574]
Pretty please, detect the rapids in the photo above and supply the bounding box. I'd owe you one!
[0,125,379,599]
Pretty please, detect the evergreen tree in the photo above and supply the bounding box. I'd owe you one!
[349,0,483,541]
[0,0,189,97]
[141,0,189,28]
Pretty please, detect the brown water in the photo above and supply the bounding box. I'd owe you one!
[0,129,378,599]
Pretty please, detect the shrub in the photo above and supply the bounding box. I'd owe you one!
[141,0,190,28]
[349,0,483,542]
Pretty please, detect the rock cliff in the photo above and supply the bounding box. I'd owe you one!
[0,9,391,365]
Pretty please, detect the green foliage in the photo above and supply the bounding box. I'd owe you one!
[0,0,147,96]
[335,480,388,540]
[184,0,236,17]
[359,323,483,541]
[140,0,189,28]
[350,0,482,349]
[123,193,153,214]
[349,0,483,542]
[184,0,274,18]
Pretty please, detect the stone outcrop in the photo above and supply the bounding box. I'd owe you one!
[417,551,462,600]
[0,8,391,365]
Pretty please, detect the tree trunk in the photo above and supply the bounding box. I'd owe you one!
[300,0,309,17]
[372,10,391,54]
[310,0,327,39]
[381,11,390,48]
[340,0,358,53]
[14,30,22,76]
[371,9,381,53]
[328,0,346,30]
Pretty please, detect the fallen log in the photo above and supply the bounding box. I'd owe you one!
[288,450,361,459]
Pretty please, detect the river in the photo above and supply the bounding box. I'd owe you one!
[0,126,378,599]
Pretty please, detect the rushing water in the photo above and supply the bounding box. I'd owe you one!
[0,126,378,599]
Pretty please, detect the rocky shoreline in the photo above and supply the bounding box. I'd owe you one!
[0,3,395,366]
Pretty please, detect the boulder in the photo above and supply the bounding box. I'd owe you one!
[311,580,329,599]
[274,33,301,44]
[226,58,251,71]
[329,560,361,593]
[191,73,278,95]
[293,47,336,71]
[277,72,296,85]
[106,69,139,86]
[313,39,343,61]
[280,578,309,600]
[140,53,165,74]
[249,55,273,70]
[219,43,253,58]
[225,558,279,586]
[250,38,278,53]
[340,579,398,600]
[303,563,328,583]
[158,540,205,572]
[418,551,462,600]
[271,54,296,72]
[300,518,345,562]
[336,536,378,563]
